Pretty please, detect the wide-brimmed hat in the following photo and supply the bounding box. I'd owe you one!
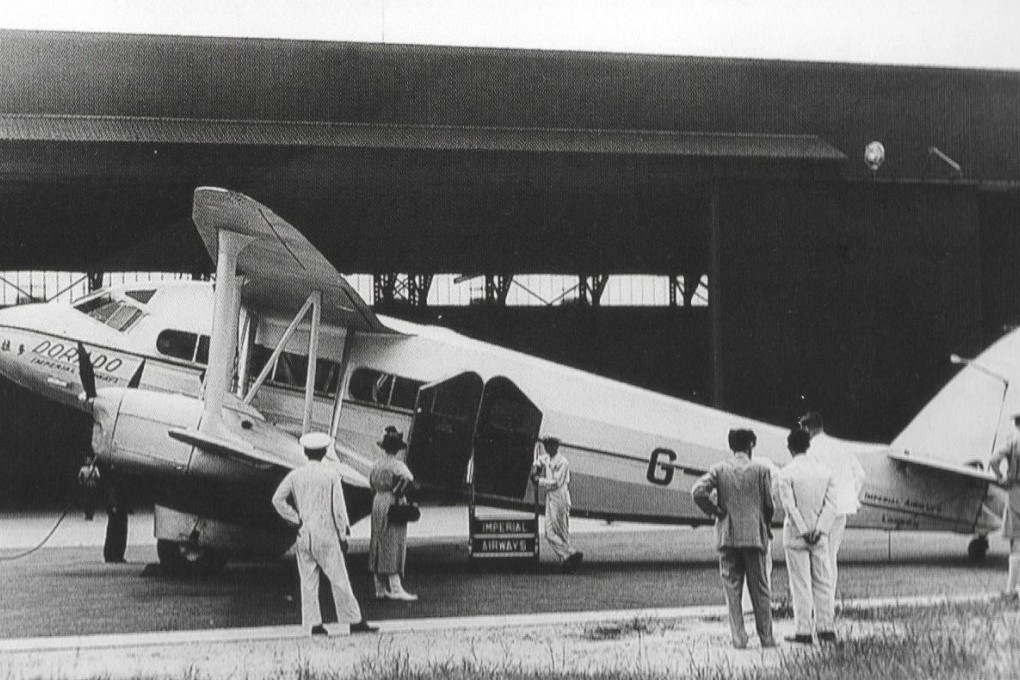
[377,426,408,452]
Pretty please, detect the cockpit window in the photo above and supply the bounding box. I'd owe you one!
[105,305,143,332]
[74,294,144,332]
[125,289,156,304]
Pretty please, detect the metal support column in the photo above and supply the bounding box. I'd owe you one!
[709,180,724,408]
[578,275,609,307]
[87,272,104,293]
[374,273,398,309]
[484,275,514,306]
[407,275,434,308]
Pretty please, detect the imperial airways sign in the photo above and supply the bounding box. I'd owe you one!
[469,516,539,559]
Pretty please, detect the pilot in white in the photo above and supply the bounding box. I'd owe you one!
[777,428,837,644]
[800,411,864,602]
[272,432,377,636]
[532,436,582,572]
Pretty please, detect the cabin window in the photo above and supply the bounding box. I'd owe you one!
[250,345,341,396]
[348,368,424,411]
[196,335,210,365]
[156,330,211,365]
[74,295,145,332]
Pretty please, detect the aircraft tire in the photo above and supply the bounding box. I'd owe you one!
[967,535,989,561]
[156,539,228,574]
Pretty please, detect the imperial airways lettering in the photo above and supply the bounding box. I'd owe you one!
[478,539,530,552]
[479,521,529,533]
[863,491,943,515]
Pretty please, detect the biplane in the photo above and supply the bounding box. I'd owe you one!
[0,188,1007,568]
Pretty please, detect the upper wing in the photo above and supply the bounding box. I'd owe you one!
[192,187,393,333]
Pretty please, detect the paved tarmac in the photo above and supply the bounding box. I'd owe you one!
[0,506,1011,639]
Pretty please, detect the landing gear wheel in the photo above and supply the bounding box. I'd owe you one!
[156,539,228,574]
[968,535,989,561]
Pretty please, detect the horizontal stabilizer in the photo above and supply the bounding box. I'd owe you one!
[167,427,289,471]
[887,450,999,484]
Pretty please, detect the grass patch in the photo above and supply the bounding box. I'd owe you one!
[583,616,656,641]
[19,597,1019,680]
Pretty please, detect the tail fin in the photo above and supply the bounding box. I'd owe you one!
[891,328,1020,465]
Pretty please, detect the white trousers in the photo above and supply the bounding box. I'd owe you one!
[296,531,362,628]
[785,536,835,636]
[826,514,847,601]
[1008,539,1020,594]
[544,495,576,562]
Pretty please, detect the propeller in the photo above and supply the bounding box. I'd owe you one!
[76,342,97,400]
[128,359,146,389]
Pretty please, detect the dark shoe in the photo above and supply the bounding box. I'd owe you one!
[760,637,778,648]
[350,620,379,634]
[785,634,814,645]
[563,552,583,573]
[310,625,328,637]
[817,631,837,643]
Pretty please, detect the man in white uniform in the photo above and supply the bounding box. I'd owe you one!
[272,432,377,636]
[532,436,582,572]
[777,428,838,644]
[800,411,865,602]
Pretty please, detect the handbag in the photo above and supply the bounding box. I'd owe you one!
[387,497,421,524]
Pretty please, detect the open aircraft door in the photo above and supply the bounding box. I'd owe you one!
[471,377,543,503]
[406,372,483,492]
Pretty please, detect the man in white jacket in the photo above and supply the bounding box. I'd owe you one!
[800,411,865,602]
[777,428,838,644]
[532,436,583,573]
[272,432,377,636]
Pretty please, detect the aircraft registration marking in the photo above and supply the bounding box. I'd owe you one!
[28,339,126,384]
[645,448,706,485]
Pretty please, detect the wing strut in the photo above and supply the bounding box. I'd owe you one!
[242,289,324,436]
[202,229,255,433]
[302,290,322,434]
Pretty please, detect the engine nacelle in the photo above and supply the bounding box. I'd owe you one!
[92,387,201,478]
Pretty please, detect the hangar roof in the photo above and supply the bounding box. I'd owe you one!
[0,113,845,161]
[0,30,1016,274]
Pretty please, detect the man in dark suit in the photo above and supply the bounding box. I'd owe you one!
[692,428,776,649]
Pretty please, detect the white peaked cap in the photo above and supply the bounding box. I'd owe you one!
[299,432,333,451]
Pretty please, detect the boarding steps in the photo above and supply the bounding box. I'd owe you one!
[467,484,540,561]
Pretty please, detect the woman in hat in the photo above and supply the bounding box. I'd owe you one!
[368,426,418,601]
